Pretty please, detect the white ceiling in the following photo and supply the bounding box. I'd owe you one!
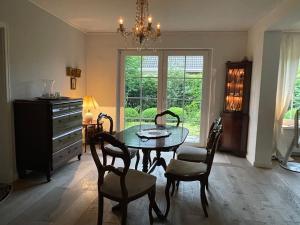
[29,0,286,33]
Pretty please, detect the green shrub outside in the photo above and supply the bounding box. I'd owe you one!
[168,107,185,120]
[142,108,157,119]
[284,108,297,120]
[125,108,139,118]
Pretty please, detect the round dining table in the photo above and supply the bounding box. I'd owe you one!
[115,124,189,173]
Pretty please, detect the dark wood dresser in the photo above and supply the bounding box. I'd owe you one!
[14,98,83,181]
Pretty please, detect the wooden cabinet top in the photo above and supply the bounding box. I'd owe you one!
[14,98,83,105]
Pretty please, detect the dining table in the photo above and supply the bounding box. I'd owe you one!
[114,124,189,173]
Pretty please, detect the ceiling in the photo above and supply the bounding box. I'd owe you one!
[29,0,286,33]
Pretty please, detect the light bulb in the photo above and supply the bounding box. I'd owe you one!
[119,18,123,25]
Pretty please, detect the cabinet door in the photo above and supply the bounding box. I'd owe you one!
[220,112,248,157]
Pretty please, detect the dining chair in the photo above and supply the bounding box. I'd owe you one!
[164,124,223,218]
[151,110,180,168]
[176,117,222,163]
[174,117,222,192]
[97,113,140,170]
[90,132,158,225]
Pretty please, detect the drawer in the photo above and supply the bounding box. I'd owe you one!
[53,111,82,135]
[69,111,82,124]
[52,103,70,116]
[53,140,82,169]
[53,114,70,135]
[69,102,82,112]
[52,128,82,153]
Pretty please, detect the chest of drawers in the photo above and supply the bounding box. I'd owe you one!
[14,98,83,182]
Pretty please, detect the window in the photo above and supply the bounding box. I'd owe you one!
[283,61,300,126]
[117,50,211,145]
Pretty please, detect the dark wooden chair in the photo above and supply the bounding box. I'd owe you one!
[174,117,222,192]
[148,110,180,173]
[176,117,222,164]
[90,132,159,225]
[97,113,140,170]
[164,124,223,218]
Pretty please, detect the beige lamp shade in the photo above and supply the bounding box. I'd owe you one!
[83,96,99,112]
[83,96,99,123]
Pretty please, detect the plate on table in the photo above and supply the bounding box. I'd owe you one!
[136,129,171,139]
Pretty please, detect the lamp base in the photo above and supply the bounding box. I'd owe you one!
[84,112,93,123]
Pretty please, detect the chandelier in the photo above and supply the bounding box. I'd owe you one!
[117,0,161,48]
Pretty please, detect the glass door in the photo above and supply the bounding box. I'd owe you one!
[118,50,210,145]
[163,54,205,143]
[119,51,162,130]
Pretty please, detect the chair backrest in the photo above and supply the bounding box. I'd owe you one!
[206,124,223,175]
[90,132,130,198]
[97,112,113,134]
[155,110,180,127]
[206,117,222,149]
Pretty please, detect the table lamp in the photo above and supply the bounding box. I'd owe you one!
[83,96,99,123]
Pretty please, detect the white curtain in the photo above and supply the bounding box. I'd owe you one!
[275,33,300,156]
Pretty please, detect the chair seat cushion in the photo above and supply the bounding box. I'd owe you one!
[176,145,207,162]
[101,169,156,199]
[166,159,207,177]
[105,144,138,159]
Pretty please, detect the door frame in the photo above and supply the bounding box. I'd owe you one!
[0,22,13,183]
[0,23,11,102]
[116,48,212,146]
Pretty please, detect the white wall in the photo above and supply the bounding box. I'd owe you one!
[246,0,300,167]
[0,0,86,183]
[86,31,248,130]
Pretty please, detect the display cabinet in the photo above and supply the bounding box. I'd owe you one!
[220,60,252,157]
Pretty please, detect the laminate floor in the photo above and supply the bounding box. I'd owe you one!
[1,149,300,225]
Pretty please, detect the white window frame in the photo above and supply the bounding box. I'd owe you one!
[116,49,212,146]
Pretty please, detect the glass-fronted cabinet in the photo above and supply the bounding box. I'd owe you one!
[220,60,252,157]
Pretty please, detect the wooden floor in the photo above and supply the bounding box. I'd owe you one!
[1,148,300,225]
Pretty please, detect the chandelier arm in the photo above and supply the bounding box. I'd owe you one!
[118,0,161,48]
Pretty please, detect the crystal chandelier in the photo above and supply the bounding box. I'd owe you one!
[117,0,161,48]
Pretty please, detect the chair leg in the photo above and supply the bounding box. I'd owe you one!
[148,151,152,166]
[200,181,208,217]
[205,176,209,191]
[98,193,104,225]
[135,150,140,170]
[172,150,176,159]
[148,189,155,225]
[176,180,180,189]
[164,178,172,218]
[121,202,128,225]
[111,156,115,166]
[171,180,176,196]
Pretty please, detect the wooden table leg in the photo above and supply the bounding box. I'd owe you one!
[147,150,167,174]
[142,149,149,173]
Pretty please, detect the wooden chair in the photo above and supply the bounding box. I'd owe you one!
[164,124,223,218]
[90,132,158,225]
[149,110,180,172]
[173,117,222,193]
[176,117,222,164]
[97,113,140,170]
